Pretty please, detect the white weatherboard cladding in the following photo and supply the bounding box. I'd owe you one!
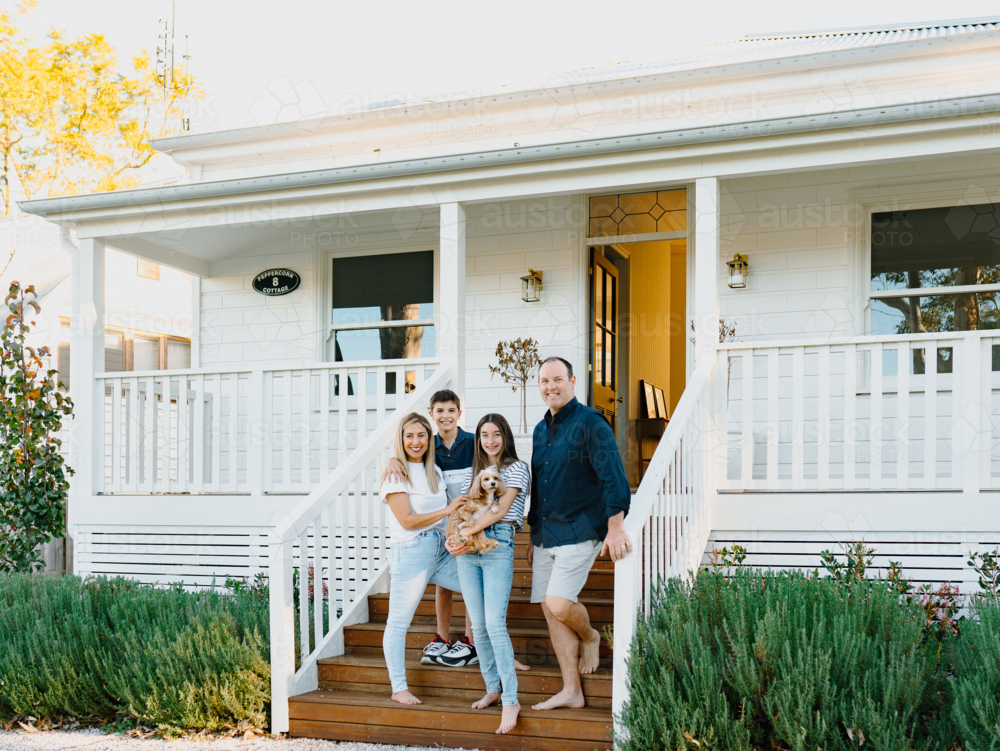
[719,152,1000,342]
[198,196,587,434]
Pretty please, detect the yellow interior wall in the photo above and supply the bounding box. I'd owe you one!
[669,240,687,414]
[620,239,686,483]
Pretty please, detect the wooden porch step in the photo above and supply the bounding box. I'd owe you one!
[288,690,613,751]
[369,592,615,626]
[419,565,614,594]
[344,620,613,658]
[318,653,612,707]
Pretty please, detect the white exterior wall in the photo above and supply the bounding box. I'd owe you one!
[720,152,1000,342]
[198,197,589,434]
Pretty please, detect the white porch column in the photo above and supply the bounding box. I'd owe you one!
[693,177,721,364]
[439,202,467,398]
[68,238,105,571]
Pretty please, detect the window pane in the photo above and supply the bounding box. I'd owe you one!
[331,250,434,326]
[166,339,191,369]
[589,190,687,237]
[105,331,125,372]
[871,204,1000,292]
[133,335,160,371]
[871,293,1000,335]
[333,324,435,362]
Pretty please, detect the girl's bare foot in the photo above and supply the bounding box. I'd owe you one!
[472,691,501,709]
[580,627,601,674]
[391,689,422,705]
[532,689,585,710]
[514,659,531,671]
[497,703,520,734]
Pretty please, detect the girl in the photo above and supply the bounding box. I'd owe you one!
[448,413,529,735]
[380,412,466,705]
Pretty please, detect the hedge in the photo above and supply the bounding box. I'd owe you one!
[618,567,1000,751]
[0,574,269,732]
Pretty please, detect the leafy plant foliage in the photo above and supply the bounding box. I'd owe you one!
[488,337,541,433]
[621,543,1000,750]
[0,574,269,732]
[0,281,74,572]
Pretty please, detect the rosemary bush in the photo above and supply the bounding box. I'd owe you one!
[618,569,945,751]
[0,574,270,731]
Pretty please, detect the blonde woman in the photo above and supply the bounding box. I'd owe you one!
[381,412,466,705]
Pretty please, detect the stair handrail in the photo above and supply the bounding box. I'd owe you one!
[611,355,719,731]
[268,366,455,733]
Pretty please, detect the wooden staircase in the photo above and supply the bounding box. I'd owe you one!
[288,528,615,750]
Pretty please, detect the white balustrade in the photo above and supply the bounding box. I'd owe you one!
[612,356,719,726]
[98,369,251,494]
[267,366,455,733]
[96,359,439,496]
[718,331,1000,492]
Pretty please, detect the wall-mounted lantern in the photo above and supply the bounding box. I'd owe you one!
[727,254,749,289]
[521,269,543,302]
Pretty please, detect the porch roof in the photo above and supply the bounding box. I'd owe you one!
[19,91,1000,222]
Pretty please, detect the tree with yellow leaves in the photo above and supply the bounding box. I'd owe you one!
[0,1,198,217]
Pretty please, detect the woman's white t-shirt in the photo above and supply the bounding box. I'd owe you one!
[379,461,449,543]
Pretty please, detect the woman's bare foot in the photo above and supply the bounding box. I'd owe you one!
[472,691,501,709]
[514,659,531,671]
[497,703,520,734]
[531,689,585,710]
[579,627,601,674]
[391,689,422,705]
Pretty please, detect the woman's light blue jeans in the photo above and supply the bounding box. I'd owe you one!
[383,527,461,693]
[456,522,518,706]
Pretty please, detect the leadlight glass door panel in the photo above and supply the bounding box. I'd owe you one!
[591,250,619,434]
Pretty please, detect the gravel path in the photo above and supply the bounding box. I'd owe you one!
[0,729,482,751]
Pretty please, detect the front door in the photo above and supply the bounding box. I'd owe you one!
[591,249,619,433]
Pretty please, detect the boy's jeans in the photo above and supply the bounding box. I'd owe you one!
[383,527,461,693]
[457,522,518,706]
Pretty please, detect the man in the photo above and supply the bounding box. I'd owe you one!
[527,356,631,710]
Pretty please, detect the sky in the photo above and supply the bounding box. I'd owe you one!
[15,0,1000,145]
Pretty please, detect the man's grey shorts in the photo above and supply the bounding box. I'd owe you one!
[530,540,602,604]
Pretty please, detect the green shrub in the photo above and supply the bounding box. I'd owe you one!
[0,573,269,731]
[950,599,1000,750]
[618,569,944,751]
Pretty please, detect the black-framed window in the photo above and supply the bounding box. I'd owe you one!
[870,203,1000,337]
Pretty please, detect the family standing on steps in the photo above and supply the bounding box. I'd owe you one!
[378,356,632,736]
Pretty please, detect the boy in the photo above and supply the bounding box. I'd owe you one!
[382,390,530,671]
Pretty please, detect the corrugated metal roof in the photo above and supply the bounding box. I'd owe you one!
[420,18,1000,103]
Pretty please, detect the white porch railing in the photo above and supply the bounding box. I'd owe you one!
[96,359,439,495]
[612,356,720,725]
[719,331,1000,492]
[267,365,455,734]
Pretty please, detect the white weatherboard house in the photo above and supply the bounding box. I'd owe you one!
[20,18,1000,749]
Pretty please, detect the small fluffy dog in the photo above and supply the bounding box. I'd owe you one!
[446,466,505,554]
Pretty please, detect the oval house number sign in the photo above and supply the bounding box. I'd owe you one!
[252,268,301,296]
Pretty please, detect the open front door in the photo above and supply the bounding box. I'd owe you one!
[591,249,619,433]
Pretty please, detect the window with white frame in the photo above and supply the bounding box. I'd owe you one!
[328,250,435,392]
[870,202,1000,337]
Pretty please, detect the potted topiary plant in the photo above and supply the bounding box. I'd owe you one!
[488,338,541,462]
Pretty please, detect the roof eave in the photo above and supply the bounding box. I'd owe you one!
[20,92,1000,220]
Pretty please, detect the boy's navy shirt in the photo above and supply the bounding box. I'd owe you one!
[434,427,474,471]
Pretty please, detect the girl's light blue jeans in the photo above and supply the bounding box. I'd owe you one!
[383,527,461,693]
[456,522,518,706]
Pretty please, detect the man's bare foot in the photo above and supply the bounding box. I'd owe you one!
[531,689,585,710]
[579,628,601,674]
[472,691,501,709]
[391,690,422,705]
[497,704,520,734]
[514,659,531,671]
